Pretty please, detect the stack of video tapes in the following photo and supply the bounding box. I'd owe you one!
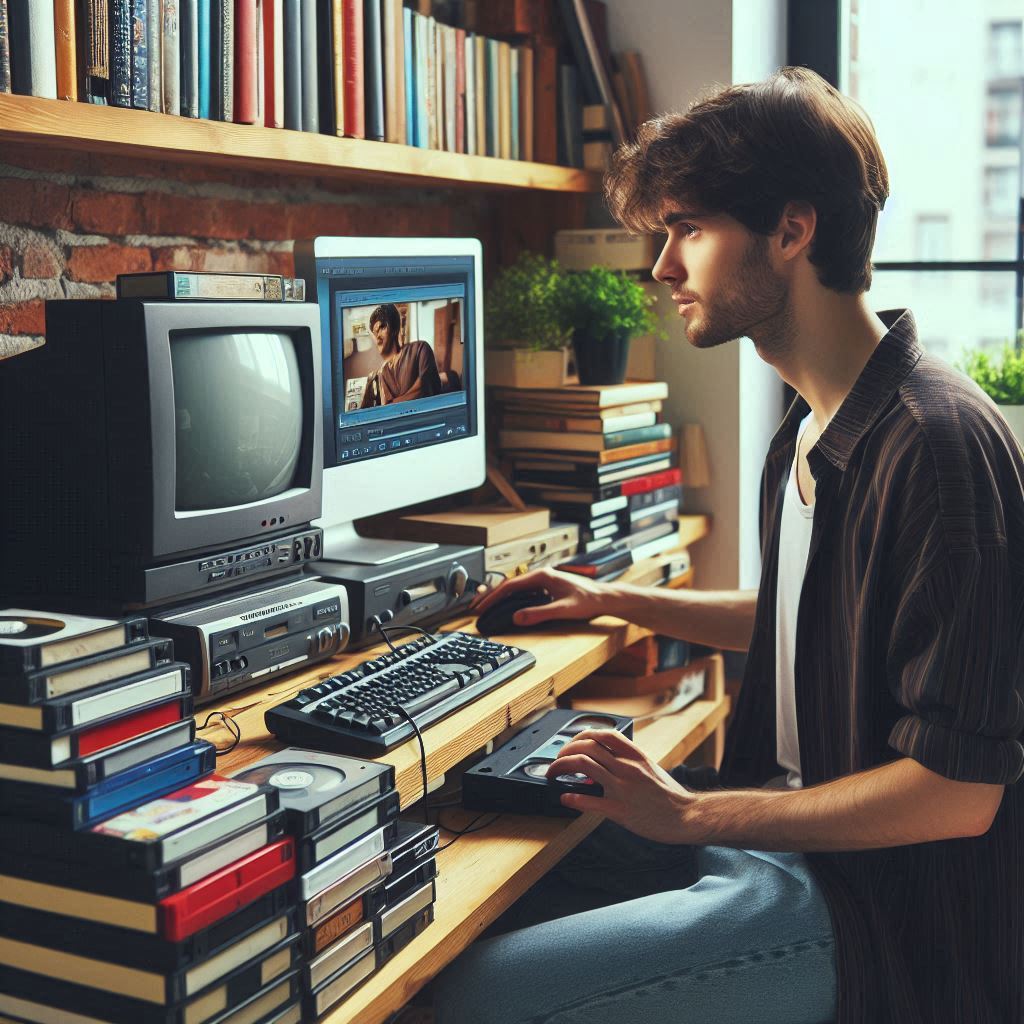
[233,748,436,1017]
[0,609,304,1023]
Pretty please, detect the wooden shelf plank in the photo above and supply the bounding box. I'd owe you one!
[0,95,602,193]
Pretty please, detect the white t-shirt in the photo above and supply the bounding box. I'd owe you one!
[773,412,815,790]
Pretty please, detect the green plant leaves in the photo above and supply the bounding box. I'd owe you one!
[958,335,1024,405]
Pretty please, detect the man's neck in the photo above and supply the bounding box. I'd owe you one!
[755,286,889,432]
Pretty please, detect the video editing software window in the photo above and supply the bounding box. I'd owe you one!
[316,254,478,467]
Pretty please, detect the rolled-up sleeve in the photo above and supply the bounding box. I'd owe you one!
[887,545,1024,784]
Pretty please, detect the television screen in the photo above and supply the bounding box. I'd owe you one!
[171,331,304,511]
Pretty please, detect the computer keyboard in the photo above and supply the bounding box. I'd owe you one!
[265,632,537,757]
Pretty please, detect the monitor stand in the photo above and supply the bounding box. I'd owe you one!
[319,521,439,566]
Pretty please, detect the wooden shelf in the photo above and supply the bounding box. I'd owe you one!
[0,94,602,193]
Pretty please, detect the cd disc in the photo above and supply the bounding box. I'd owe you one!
[235,762,348,802]
[0,616,66,641]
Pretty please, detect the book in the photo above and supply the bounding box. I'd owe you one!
[162,0,180,114]
[146,0,160,110]
[442,23,455,151]
[127,0,149,109]
[315,0,335,133]
[485,36,498,156]
[619,49,650,126]
[497,40,510,159]
[364,0,384,140]
[557,546,632,579]
[8,0,57,98]
[499,423,671,453]
[382,0,405,144]
[232,0,256,122]
[299,0,318,130]
[198,0,211,116]
[492,381,669,409]
[515,454,673,490]
[499,410,657,434]
[533,41,557,164]
[341,0,364,137]
[629,483,682,513]
[54,0,78,100]
[362,504,551,547]
[282,0,301,127]
[544,494,628,520]
[557,62,581,166]
[509,43,518,159]
[474,32,485,157]
[212,0,234,120]
[180,0,199,117]
[262,0,282,126]
[463,30,474,154]
[403,5,414,143]
[519,467,681,508]
[505,437,672,467]
[518,43,533,161]
[454,26,465,153]
[430,14,440,148]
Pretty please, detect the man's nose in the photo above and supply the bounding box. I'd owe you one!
[652,240,682,285]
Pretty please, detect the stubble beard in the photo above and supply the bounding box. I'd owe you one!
[684,234,792,357]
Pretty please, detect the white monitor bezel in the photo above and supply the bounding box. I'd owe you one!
[301,235,486,535]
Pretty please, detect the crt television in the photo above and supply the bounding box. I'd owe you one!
[295,236,486,564]
[0,300,323,609]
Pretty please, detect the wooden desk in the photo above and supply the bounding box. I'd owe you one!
[201,517,726,1023]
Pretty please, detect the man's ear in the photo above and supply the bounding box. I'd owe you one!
[776,200,817,264]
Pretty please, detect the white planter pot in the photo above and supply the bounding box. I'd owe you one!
[998,404,1024,453]
[485,346,575,389]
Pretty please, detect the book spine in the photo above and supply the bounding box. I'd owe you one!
[498,40,510,159]
[129,0,148,108]
[54,0,78,100]
[255,0,263,122]
[519,43,533,161]
[281,0,300,128]
[509,43,519,160]
[161,0,179,113]
[363,0,383,140]
[219,0,233,120]
[485,37,497,157]
[298,0,317,130]
[557,62,580,166]
[329,0,342,134]
[340,0,362,137]
[413,12,427,147]
[443,24,455,152]
[9,0,58,98]
[402,5,413,144]
[146,0,160,109]
[180,0,198,116]
[0,0,9,94]
[261,0,279,126]
[382,0,403,144]
[463,31,474,155]
[474,33,485,158]
[197,0,209,116]
[233,0,257,122]
[109,0,133,106]
[315,0,334,134]
[430,15,440,149]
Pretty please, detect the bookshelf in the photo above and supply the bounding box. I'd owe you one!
[0,94,602,194]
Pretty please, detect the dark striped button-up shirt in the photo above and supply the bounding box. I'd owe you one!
[719,309,1024,1023]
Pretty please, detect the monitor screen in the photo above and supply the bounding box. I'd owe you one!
[171,330,305,511]
[316,254,478,468]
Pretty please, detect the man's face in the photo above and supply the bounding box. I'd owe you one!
[371,318,395,355]
[651,204,788,350]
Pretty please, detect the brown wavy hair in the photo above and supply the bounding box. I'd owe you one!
[604,67,889,294]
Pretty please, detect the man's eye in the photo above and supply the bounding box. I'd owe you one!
[682,224,699,237]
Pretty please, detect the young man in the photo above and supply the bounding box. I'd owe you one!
[435,68,1024,1024]
[359,302,443,407]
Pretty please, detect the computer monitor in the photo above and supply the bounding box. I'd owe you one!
[296,237,486,565]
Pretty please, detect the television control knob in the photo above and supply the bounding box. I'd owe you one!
[316,625,339,654]
[337,622,351,651]
[303,535,314,559]
[448,564,468,598]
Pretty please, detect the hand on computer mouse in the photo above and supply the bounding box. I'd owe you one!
[472,567,609,629]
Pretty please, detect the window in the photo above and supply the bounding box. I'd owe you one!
[825,0,1023,350]
[989,21,1023,79]
[986,88,1022,147]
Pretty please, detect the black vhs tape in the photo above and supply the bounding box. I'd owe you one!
[462,708,633,817]
[376,903,435,970]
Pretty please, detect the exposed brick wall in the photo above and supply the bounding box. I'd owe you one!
[0,146,517,359]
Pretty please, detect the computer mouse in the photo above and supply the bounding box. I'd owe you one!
[475,588,554,635]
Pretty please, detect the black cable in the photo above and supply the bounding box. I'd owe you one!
[389,704,431,825]
[197,711,241,756]
[435,811,504,852]
[376,623,439,644]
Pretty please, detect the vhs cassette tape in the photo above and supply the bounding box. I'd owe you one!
[304,919,374,991]
[0,691,194,769]
[232,747,395,836]
[0,609,148,674]
[0,636,174,705]
[296,789,400,873]
[302,849,393,929]
[462,708,633,817]
[364,856,438,918]
[305,947,375,1019]
[0,740,216,829]
[388,819,440,879]
[305,891,367,959]
[0,718,195,791]
[376,903,435,970]
[0,774,277,874]
[0,660,191,733]
[0,810,288,902]
[374,879,437,944]
[299,825,393,902]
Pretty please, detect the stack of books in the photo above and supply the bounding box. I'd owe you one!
[0,608,304,1023]
[492,381,685,580]
[232,748,438,1017]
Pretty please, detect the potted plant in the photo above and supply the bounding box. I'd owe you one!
[959,335,1024,449]
[557,265,660,385]
[485,253,575,388]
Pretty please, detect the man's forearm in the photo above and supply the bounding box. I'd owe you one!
[602,582,758,652]
[683,758,1003,851]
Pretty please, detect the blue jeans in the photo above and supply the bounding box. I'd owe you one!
[433,818,837,1024]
